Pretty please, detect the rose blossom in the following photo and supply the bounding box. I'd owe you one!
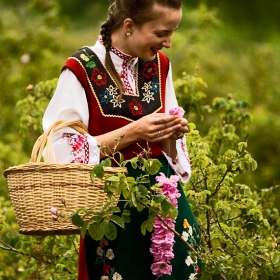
[50,207,57,214]
[150,173,181,277]
[169,106,185,117]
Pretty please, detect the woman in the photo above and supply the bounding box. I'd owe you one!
[43,0,201,279]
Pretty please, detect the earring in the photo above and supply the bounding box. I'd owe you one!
[126,32,131,36]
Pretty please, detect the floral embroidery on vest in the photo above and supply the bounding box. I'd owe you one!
[142,62,158,78]
[96,238,123,280]
[67,47,163,121]
[92,68,107,86]
[99,90,113,104]
[80,48,96,68]
[128,98,143,116]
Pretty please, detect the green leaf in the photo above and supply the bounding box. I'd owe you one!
[263,219,270,229]
[71,213,84,227]
[251,159,258,171]
[161,199,171,216]
[137,185,148,198]
[264,266,274,276]
[122,209,131,216]
[169,206,178,220]
[145,158,162,175]
[86,61,96,68]
[131,161,137,169]
[116,151,124,164]
[154,194,166,204]
[131,192,137,207]
[117,176,126,195]
[126,177,136,184]
[137,203,145,212]
[110,215,125,228]
[104,222,118,240]
[93,164,105,178]
[188,122,196,131]
[88,223,104,241]
[100,158,112,167]
[56,264,65,273]
[141,220,154,235]
[238,141,247,152]
[80,221,88,238]
[106,175,120,182]
[137,175,150,184]
[121,209,131,223]
[90,169,95,183]
[107,206,121,213]
[122,215,131,223]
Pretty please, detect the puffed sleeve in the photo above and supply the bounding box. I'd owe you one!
[42,69,100,164]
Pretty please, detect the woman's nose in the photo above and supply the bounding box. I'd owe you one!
[162,36,172,48]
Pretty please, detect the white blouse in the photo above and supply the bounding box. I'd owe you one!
[43,39,191,182]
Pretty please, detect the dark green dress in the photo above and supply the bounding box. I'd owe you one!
[85,156,201,280]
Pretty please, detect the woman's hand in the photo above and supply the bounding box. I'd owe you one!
[168,117,189,141]
[134,113,184,143]
[96,112,188,159]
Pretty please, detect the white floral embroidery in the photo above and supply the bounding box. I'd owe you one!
[96,246,104,256]
[142,91,155,103]
[110,95,125,108]
[181,231,189,241]
[188,273,197,280]
[142,81,152,92]
[101,276,109,280]
[106,249,115,260]
[112,272,122,280]
[106,85,118,95]
[185,256,194,266]
[189,226,193,236]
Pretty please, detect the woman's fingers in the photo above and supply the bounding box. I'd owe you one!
[163,118,189,141]
[150,115,182,141]
[135,114,189,143]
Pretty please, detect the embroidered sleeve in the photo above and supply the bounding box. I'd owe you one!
[63,134,100,164]
[43,70,100,164]
[162,136,191,183]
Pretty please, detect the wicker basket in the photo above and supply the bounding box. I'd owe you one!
[4,120,125,236]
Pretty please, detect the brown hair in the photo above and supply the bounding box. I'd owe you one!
[100,0,182,97]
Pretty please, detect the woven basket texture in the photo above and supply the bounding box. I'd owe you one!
[4,120,125,236]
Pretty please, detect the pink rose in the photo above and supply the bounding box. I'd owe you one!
[50,207,57,214]
[169,107,185,117]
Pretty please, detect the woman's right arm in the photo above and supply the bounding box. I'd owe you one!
[43,69,101,164]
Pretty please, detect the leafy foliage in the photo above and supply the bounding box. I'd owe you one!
[1,0,280,279]
[175,74,280,279]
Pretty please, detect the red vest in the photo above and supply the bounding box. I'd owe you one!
[63,47,169,161]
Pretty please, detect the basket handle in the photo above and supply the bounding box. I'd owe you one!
[30,120,89,163]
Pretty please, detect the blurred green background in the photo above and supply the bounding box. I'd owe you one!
[4,0,277,189]
[0,0,279,278]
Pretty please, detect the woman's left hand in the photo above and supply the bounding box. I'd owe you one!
[168,117,189,141]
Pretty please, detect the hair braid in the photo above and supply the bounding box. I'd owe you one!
[100,12,125,97]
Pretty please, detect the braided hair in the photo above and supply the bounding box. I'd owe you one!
[100,0,182,97]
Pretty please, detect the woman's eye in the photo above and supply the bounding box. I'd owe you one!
[156,33,165,38]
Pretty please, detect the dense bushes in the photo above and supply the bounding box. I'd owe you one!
[1,0,280,278]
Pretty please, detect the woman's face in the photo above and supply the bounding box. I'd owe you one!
[124,5,182,61]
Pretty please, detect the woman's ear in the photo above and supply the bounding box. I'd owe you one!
[123,18,134,35]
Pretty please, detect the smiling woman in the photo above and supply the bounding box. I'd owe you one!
[42,0,201,279]
[110,4,182,61]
